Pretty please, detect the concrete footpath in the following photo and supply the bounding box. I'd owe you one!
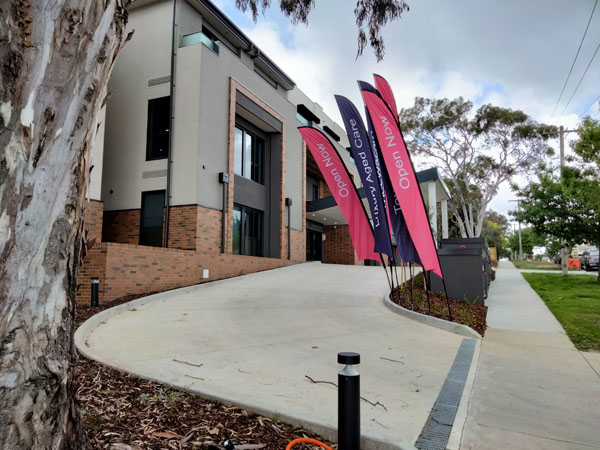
[458,261,600,449]
[76,262,468,449]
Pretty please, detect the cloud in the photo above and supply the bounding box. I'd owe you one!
[217,0,599,219]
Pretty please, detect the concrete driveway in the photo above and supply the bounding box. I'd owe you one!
[76,262,467,449]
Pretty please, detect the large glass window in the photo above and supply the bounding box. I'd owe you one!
[234,126,264,184]
[140,190,165,247]
[233,204,263,256]
[146,96,170,160]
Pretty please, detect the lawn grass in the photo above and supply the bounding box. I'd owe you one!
[512,260,560,270]
[522,273,600,351]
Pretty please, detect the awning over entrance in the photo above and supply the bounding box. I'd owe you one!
[306,167,451,240]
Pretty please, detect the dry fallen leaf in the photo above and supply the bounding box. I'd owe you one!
[151,430,184,439]
[74,296,335,450]
[109,444,131,450]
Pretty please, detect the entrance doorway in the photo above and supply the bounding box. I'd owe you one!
[306,228,323,262]
[140,190,165,247]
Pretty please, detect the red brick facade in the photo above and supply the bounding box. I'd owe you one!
[323,225,358,265]
[196,206,223,254]
[319,180,332,199]
[281,228,306,262]
[77,242,295,304]
[84,199,104,248]
[103,209,140,244]
[167,205,197,250]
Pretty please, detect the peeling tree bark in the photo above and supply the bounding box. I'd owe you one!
[0,2,129,448]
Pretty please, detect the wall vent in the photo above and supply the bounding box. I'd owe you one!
[142,169,167,179]
[147,75,171,87]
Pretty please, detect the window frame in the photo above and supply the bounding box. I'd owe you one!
[232,203,264,257]
[139,190,165,247]
[146,96,171,161]
[234,125,265,184]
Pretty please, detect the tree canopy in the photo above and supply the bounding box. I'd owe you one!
[235,0,409,61]
[517,117,600,280]
[507,227,541,259]
[572,116,600,176]
[481,210,510,257]
[399,97,557,238]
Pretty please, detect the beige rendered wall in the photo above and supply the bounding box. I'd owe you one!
[101,1,172,210]
[170,44,202,206]
[194,42,307,229]
[88,102,106,201]
[287,88,358,185]
[102,0,354,232]
[178,0,203,37]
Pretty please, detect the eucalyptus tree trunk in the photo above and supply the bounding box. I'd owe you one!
[0,2,129,448]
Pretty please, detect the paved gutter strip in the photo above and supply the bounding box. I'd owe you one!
[415,339,476,450]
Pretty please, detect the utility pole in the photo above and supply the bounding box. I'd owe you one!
[509,200,523,260]
[556,126,580,275]
[560,126,568,276]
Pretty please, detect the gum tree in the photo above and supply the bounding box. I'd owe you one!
[235,0,410,60]
[399,97,557,238]
[0,1,408,448]
[0,2,130,447]
[516,167,600,281]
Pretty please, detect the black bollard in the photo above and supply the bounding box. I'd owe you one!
[91,277,99,307]
[338,352,360,450]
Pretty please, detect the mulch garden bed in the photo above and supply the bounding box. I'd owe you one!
[74,296,334,450]
[389,273,488,336]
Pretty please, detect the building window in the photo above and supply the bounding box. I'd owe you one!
[234,126,264,184]
[146,96,170,161]
[200,26,220,53]
[296,112,310,126]
[140,190,165,247]
[307,175,319,201]
[233,204,263,256]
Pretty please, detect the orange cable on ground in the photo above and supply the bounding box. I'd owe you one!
[285,437,334,450]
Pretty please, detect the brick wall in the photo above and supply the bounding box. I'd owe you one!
[85,199,104,248]
[319,180,332,199]
[281,228,306,262]
[78,244,107,304]
[76,242,296,304]
[103,209,140,244]
[168,205,197,250]
[196,206,223,254]
[323,225,358,265]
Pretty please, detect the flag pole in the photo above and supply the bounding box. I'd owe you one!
[380,254,393,292]
[423,269,431,314]
[441,276,453,321]
[369,77,447,298]
[409,263,414,309]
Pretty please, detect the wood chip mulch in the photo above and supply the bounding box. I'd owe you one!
[74,296,335,450]
[389,274,488,336]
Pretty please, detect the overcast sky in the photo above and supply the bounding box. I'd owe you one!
[212,0,599,221]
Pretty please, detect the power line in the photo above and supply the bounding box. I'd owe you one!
[559,39,600,117]
[551,0,598,117]
[579,93,600,118]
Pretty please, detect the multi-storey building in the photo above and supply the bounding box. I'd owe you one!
[78,0,451,304]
